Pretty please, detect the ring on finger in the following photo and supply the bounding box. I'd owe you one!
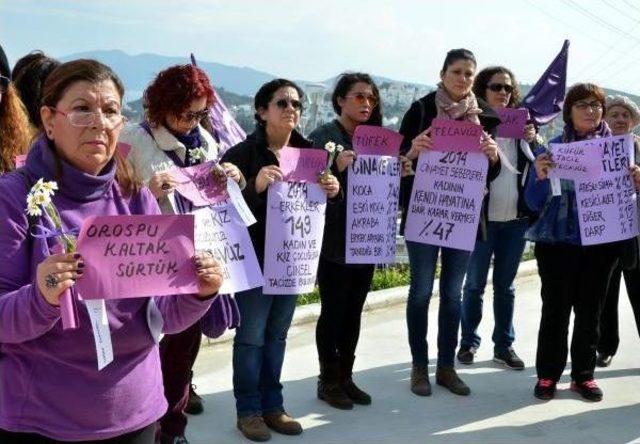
[45,274,58,289]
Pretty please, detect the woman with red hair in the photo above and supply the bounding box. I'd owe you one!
[122,64,243,444]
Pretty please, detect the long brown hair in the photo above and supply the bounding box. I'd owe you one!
[0,83,32,173]
[42,59,140,196]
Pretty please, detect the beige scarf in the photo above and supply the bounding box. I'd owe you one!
[434,82,482,124]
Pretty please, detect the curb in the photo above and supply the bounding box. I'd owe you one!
[202,259,538,346]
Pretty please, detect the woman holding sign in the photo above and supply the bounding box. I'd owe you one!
[596,95,640,368]
[308,72,383,410]
[457,66,538,369]
[121,64,244,444]
[221,79,340,442]
[0,59,223,443]
[526,83,620,401]
[0,43,32,173]
[399,48,501,397]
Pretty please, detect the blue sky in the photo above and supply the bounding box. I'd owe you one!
[2,0,640,95]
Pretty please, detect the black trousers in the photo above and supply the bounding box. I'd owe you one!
[534,242,618,383]
[597,264,640,355]
[315,257,375,363]
[0,424,156,444]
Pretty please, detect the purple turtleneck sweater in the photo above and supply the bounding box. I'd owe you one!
[0,135,213,441]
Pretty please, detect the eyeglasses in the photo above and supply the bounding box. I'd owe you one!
[0,75,9,94]
[179,108,210,123]
[346,93,379,107]
[573,101,603,111]
[50,107,127,128]
[487,83,514,94]
[275,98,304,111]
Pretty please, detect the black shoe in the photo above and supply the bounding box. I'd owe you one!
[457,346,476,365]
[435,367,470,396]
[317,380,354,410]
[571,379,603,402]
[184,383,204,415]
[410,364,432,396]
[596,353,613,367]
[160,434,190,444]
[493,347,525,370]
[342,378,372,405]
[533,378,556,400]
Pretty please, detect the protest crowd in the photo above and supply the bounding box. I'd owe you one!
[1,40,640,444]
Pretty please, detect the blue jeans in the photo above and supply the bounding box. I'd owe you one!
[406,241,471,368]
[461,219,528,352]
[232,287,297,417]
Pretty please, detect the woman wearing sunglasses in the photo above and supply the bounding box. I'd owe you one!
[399,48,501,397]
[221,79,340,442]
[121,64,243,444]
[457,67,538,370]
[0,43,32,173]
[308,72,385,410]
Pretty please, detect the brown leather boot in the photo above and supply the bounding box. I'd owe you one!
[237,415,271,442]
[436,367,470,396]
[341,355,371,405]
[410,364,432,396]
[318,360,353,409]
[263,411,303,436]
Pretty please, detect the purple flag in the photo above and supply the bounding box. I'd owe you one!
[522,40,569,126]
[191,54,247,154]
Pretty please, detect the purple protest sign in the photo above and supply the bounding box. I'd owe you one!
[548,139,603,181]
[193,204,263,294]
[278,147,327,182]
[168,161,227,207]
[346,126,402,264]
[76,215,199,300]
[263,181,327,295]
[353,125,403,156]
[431,118,483,152]
[404,150,488,251]
[576,134,639,245]
[496,108,529,139]
[14,154,26,168]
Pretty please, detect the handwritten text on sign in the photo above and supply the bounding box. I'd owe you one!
[77,215,198,300]
[193,204,263,294]
[548,139,602,180]
[404,150,488,251]
[576,134,639,245]
[496,108,529,139]
[263,181,327,294]
[431,118,483,152]
[346,125,403,264]
[169,161,227,206]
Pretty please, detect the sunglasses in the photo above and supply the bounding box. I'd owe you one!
[180,108,210,122]
[487,83,514,94]
[275,98,303,111]
[346,93,379,107]
[0,75,9,94]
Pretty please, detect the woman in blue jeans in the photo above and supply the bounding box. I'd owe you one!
[458,66,539,370]
[399,49,501,397]
[221,79,339,442]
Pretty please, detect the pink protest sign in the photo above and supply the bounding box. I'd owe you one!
[193,203,263,294]
[263,181,327,294]
[278,147,327,182]
[576,134,639,245]
[168,161,227,206]
[496,108,529,139]
[14,154,26,168]
[76,214,199,300]
[431,118,483,152]
[548,139,603,181]
[352,125,403,156]
[346,154,401,264]
[117,142,132,158]
[404,150,488,251]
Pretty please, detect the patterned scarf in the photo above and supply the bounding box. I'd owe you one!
[434,82,482,124]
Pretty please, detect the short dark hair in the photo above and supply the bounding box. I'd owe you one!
[562,83,605,124]
[473,66,521,108]
[13,51,60,127]
[253,78,304,127]
[441,48,476,74]
[331,72,383,126]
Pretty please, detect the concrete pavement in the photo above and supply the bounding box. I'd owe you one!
[186,270,640,444]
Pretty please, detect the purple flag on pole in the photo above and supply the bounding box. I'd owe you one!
[522,40,569,126]
[191,54,247,154]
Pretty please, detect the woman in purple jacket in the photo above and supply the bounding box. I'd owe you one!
[0,59,223,443]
